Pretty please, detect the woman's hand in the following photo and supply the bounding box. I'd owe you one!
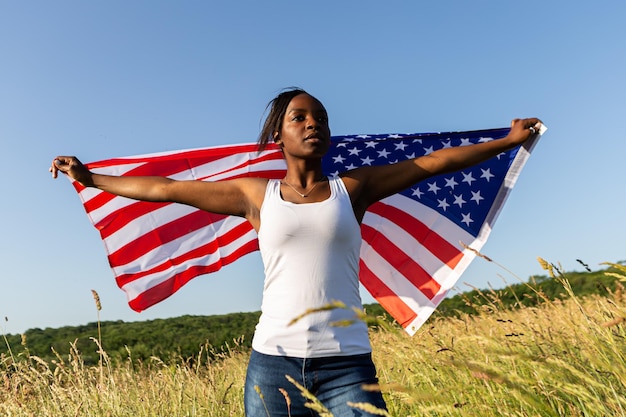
[50,156,94,186]
[508,118,543,146]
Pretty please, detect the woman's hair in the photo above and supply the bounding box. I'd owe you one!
[257,87,309,151]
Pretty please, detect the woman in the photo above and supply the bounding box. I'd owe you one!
[51,88,541,416]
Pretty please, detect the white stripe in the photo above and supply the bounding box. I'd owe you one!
[402,310,436,336]
[362,210,457,285]
[91,162,146,177]
[82,156,285,225]
[360,240,437,311]
[84,194,146,225]
[359,194,482,332]
[98,160,281,253]
[75,163,148,207]
[121,226,258,300]
[103,204,200,255]
[185,151,280,179]
[110,216,250,273]
[379,194,475,247]
[197,158,286,181]
[100,142,261,161]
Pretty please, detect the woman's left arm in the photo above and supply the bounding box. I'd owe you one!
[343,118,542,219]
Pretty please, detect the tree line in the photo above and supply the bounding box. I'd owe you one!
[2,263,622,366]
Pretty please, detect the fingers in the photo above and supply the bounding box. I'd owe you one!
[50,157,62,179]
[50,158,61,179]
[49,156,76,179]
[525,118,542,131]
[506,118,543,146]
[511,118,543,135]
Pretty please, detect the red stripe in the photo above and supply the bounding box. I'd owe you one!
[368,201,464,269]
[115,220,254,286]
[361,224,441,299]
[95,200,171,236]
[84,153,285,213]
[94,167,285,239]
[88,143,271,168]
[85,149,284,213]
[72,181,86,194]
[107,210,227,266]
[127,238,260,312]
[195,150,285,181]
[84,158,211,213]
[359,260,417,329]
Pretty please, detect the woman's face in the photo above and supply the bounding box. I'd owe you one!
[275,93,331,159]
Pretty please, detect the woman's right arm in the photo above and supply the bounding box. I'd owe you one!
[50,156,266,222]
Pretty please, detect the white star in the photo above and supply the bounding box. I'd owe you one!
[423,146,434,155]
[460,138,472,146]
[462,172,476,185]
[471,190,484,204]
[377,148,391,158]
[427,181,441,194]
[394,142,408,151]
[437,198,450,211]
[336,142,348,148]
[387,134,402,139]
[365,141,378,148]
[345,163,357,170]
[441,140,452,149]
[444,177,458,189]
[412,138,422,144]
[478,136,494,143]
[348,147,360,156]
[412,187,423,198]
[481,168,495,182]
[461,213,473,226]
[356,134,371,139]
[453,194,466,207]
[405,152,416,159]
[331,170,340,176]
[361,156,374,165]
[332,154,346,164]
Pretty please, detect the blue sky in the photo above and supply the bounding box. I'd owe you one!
[1,1,625,334]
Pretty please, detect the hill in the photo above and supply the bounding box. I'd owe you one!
[2,262,623,365]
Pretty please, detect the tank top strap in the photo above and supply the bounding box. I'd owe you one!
[263,179,281,201]
[329,175,349,198]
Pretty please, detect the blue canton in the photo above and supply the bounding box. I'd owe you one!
[322,128,513,237]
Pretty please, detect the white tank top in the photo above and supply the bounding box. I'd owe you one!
[252,176,372,358]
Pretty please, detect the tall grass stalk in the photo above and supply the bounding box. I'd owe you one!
[1,317,16,372]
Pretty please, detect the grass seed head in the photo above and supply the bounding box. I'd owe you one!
[91,290,102,311]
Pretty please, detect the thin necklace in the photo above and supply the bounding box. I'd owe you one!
[281,176,327,198]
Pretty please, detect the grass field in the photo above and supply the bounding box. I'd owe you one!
[2,261,625,416]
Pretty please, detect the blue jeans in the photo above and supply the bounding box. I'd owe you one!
[244,350,387,417]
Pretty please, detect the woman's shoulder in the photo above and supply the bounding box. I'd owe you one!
[235,177,271,193]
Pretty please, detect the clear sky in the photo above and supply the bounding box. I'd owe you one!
[1,1,625,335]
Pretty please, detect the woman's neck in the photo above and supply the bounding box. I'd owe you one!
[282,159,324,188]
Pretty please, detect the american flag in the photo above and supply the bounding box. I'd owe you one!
[71,127,542,336]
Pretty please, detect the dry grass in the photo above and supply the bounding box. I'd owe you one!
[371,260,626,416]
[2,261,625,416]
[1,339,248,416]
